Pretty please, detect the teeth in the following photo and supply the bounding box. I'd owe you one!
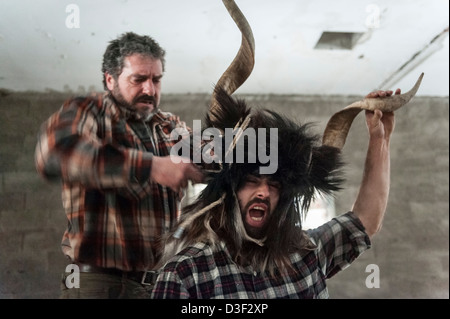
[249,205,265,222]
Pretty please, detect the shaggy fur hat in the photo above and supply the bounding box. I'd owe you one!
[199,86,345,214]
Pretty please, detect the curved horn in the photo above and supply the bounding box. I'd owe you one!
[209,0,255,121]
[322,72,424,149]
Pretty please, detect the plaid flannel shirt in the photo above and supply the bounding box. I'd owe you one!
[151,212,371,299]
[35,92,182,271]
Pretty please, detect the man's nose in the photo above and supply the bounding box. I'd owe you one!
[256,181,270,198]
[142,80,155,95]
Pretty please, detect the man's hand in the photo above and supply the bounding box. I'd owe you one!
[365,88,401,99]
[151,155,204,193]
[364,88,400,140]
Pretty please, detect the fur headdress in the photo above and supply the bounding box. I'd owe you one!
[203,86,344,212]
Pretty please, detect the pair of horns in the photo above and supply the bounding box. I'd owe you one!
[211,0,423,150]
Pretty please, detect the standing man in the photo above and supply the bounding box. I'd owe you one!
[35,32,204,298]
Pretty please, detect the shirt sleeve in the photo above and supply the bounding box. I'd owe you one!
[305,211,371,279]
[34,97,153,190]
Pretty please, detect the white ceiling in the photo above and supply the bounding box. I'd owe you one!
[0,0,448,96]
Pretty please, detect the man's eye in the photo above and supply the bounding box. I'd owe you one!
[269,182,281,190]
[245,177,259,184]
[131,77,145,84]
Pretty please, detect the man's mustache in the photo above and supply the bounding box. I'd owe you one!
[134,95,156,105]
[244,198,271,212]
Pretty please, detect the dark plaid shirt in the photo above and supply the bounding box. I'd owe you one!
[35,92,182,271]
[151,212,371,298]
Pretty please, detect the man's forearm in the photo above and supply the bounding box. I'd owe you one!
[352,137,391,237]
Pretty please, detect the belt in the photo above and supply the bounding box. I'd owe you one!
[73,263,159,286]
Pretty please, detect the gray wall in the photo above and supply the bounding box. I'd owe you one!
[0,90,448,299]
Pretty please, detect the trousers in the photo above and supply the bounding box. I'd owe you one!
[60,271,153,299]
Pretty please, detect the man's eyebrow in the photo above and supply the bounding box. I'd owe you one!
[131,74,146,79]
[129,74,163,80]
[245,174,267,183]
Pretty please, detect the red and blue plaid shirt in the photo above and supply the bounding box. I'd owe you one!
[151,212,371,298]
[35,92,182,271]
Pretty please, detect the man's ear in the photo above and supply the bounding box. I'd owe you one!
[105,72,115,91]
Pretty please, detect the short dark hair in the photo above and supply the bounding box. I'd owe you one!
[101,32,166,90]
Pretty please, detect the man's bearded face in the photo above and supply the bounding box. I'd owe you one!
[106,53,163,120]
[237,174,280,239]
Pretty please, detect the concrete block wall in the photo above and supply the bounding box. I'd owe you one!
[0,90,448,299]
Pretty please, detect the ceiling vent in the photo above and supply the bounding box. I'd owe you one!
[314,31,364,50]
